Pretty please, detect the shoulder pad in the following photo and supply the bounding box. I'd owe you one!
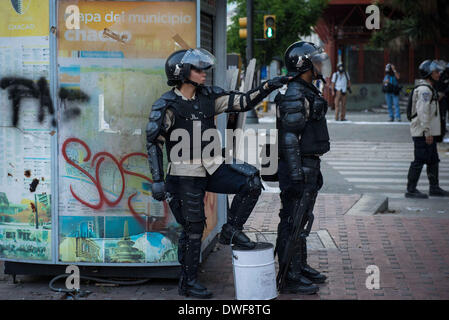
[282,85,305,103]
[203,85,228,97]
[278,87,305,113]
[160,90,177,101]
[151,98,168,111]
[151,90,176,111]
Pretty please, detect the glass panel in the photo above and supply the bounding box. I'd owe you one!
[0,0,52,262]
[57,0,197,264]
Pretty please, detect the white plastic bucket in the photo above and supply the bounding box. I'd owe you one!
[232,242,278,300]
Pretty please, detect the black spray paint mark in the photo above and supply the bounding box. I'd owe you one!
[0,77,90,127]
[0,77,40,127]
[29,178,40,192]
[59,87,90,121]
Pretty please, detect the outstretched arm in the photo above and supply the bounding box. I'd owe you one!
[214,76,290,114]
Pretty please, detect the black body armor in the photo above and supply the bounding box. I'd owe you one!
[164,87,224,163]
[277,78,330,157]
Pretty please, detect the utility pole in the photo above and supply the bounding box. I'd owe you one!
[245,0,259,124]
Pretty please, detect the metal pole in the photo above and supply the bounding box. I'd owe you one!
[246,0,253,63]
[245,0,259,124]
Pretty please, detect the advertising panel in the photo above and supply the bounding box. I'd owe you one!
[0,0,51,261]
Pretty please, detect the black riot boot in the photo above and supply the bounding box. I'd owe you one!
[279,247,319,295]
[300,237,327,284]
[275,194,318,294]
[219,185,260,249]
[178,234,213,299]
[428,163,449,197]
[405,163,428,199]
[219,223,256,249]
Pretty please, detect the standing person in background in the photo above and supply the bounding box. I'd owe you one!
[331,63,351,121]
[405,59,449,199]
[383,63,402,122]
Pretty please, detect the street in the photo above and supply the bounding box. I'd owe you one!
[1,110,449,300]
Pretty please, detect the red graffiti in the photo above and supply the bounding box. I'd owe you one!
[61,137,169,231]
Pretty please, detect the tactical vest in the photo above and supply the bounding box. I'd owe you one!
[164,90,217,163]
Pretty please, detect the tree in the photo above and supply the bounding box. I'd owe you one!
[370,0,449,51]
[227,0,328,67]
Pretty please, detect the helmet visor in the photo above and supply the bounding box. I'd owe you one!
[181,48,216,70]
[311,52,331,78]
[432,60,446,73]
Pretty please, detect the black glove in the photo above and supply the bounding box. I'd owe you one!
[151,181,166,201]
[267,76,290,90]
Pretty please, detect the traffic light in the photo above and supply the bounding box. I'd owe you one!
[239,17,247,39]
[264,15,276,39]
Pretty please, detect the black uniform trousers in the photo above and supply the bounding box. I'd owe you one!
[411,136,439,167]
[166,163,254,281]
[276,157,323,267]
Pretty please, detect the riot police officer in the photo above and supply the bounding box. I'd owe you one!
[406,59,449,198]
[146,48,289,299]
[274,41,331,294]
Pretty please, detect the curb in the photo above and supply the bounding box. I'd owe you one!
[345,193,388,216]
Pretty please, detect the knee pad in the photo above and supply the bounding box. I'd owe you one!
[240,174,263,197]
[182,191,205,223]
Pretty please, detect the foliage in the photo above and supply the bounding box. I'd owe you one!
[370,0,449,51]
[227,0,328,66]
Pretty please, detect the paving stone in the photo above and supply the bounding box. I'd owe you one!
[2,192,449,300]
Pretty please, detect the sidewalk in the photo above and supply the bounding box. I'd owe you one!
[1,192,449,300]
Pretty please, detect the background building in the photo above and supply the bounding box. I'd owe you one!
[315,0,449,110]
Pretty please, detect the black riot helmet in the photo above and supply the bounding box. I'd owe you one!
[165,48,216,86]
[165,49,187,86]
[284,41,331,80]
[419,59,444,79]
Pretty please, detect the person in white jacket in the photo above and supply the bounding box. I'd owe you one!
[406,59,449,198]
